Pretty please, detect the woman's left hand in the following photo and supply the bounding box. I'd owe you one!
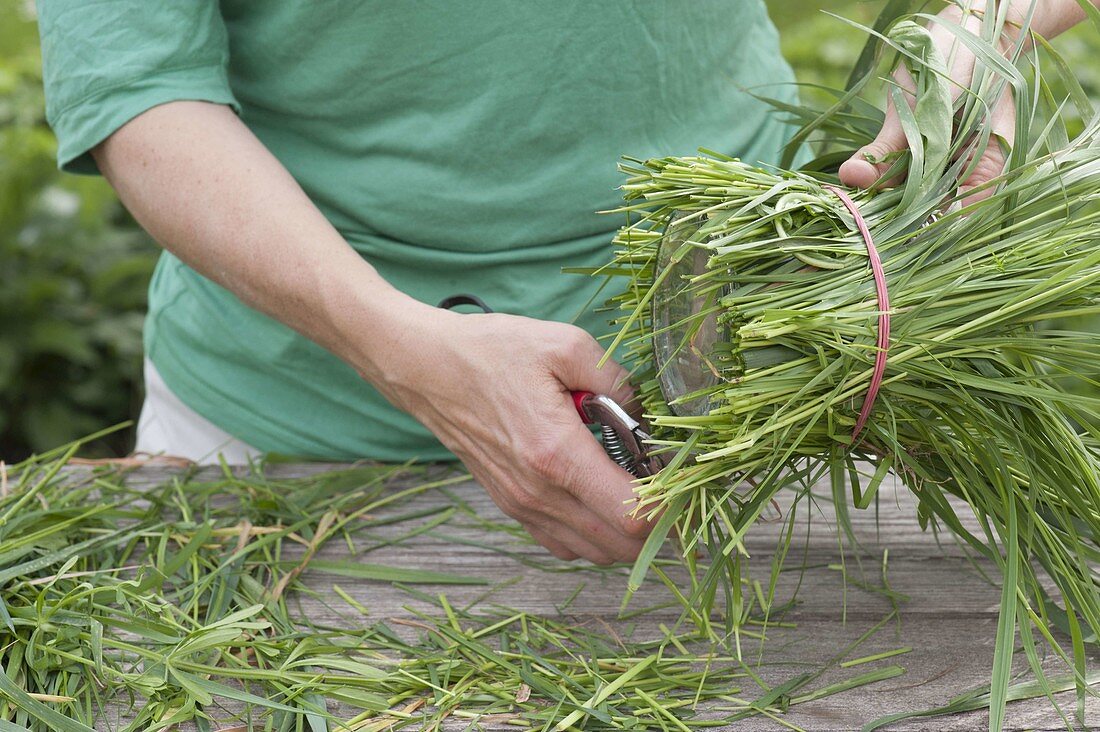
[839,0,1096,203]
[838,4,1015,205]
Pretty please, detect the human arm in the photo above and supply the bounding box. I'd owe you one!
[93,100,651,564]
[839,0,1099,197]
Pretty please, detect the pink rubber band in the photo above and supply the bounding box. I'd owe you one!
[824,185,890,443]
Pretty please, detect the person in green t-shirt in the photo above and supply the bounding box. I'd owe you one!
[36,1,1096,565]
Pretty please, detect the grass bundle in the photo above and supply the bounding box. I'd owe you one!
[598,4,1100,725]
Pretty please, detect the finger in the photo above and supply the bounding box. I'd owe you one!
[838,100,910,189]
[462,415,644,563]
[552,332,643,425]
[552,416,654,544]
[480,470,629,564]
[488,432,645,563]
[555,332,636,405]
[959,88,1015,206]
[539,487,646,563]
[524,523,580,561]
[542,330,652,547]
[526,520,630,566]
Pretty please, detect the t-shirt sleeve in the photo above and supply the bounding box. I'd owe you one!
[36,1,240,175]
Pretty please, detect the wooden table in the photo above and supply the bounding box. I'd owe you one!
[115,462,1097,731]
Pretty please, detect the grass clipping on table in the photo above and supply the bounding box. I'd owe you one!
[598,4,1100,725]
[0,444,927,731]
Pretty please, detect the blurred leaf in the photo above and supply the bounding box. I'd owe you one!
[27,320,97,365]
[0,0,157,460]
[22,401,104,456]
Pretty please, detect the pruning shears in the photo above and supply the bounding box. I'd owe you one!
[571,391,664,478]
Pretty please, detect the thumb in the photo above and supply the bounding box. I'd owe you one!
[554,331,640,419]
[838,103,909,189]
[959,89,1015,206]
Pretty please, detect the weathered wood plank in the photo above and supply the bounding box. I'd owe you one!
[97,461,1097,731]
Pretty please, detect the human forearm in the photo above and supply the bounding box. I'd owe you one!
[93,99,652,563]
[92,100,432,385]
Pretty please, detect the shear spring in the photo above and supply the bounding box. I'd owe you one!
[601,424,640,476]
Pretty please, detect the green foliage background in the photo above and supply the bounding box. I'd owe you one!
[1,0,156,460]
[0,1,1096,460]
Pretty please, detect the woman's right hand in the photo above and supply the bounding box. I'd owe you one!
[363,304,653,565]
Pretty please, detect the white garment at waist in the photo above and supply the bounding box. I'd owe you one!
[135,358,262,465]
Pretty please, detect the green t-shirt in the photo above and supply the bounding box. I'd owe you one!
[38,1,797,461]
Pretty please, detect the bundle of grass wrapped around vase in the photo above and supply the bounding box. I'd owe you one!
[598,3,1100,721]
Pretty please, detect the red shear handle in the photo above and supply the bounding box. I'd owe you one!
[572,390,594,423]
